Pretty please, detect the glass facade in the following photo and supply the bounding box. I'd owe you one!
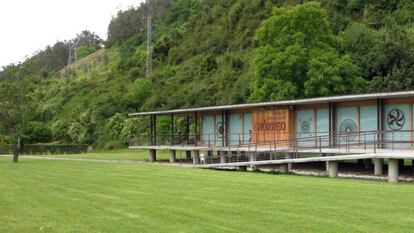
[200,100,414,149]
[243,113,252,144]
[316,109,329,146]
[215,114,225,146]
[229,113,242,145]
[336,107,358,144]
[202,115,214,145]
[360,105,378,143]
[202,112,252,146]
[384,104,410,148]
[296,109,315,147]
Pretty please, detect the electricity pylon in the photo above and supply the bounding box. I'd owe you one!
[68,37,80,65]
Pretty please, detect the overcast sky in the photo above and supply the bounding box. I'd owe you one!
[0,0,144,69]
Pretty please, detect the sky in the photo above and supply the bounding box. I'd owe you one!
[0,0,144,69]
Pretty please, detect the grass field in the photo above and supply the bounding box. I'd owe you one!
[1,156,414,233]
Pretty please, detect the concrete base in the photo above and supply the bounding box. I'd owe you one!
[279,164,289,173]
[328,161,338,178]
[388,159,399,183]
[169,150,176,163]
[374,158,383,176]
[325,161,329,172]
[149,149,156,162]
[192,150,200,165]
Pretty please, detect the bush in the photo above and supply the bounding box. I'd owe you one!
[102,140,124,150]
[22,144,88,155]
[25,121,53,143]
[0,144,11,154]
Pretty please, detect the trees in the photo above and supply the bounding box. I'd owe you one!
[250,2,365,102]
[340,21,414,91]
[0,65,34,162]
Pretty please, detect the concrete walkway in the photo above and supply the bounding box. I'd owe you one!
[198,152,414,168]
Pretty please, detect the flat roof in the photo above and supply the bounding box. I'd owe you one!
[129,90,414,116]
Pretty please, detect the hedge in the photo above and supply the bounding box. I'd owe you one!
[0,144,88,155]
[0,144,10,155]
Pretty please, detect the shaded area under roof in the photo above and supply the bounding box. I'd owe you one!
[129,91,414,116]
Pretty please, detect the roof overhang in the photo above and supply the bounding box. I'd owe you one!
[129,90,414,116]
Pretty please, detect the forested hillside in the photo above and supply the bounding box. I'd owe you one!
[1,0,413,148]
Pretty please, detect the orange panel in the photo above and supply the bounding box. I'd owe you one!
[252,107,294,145]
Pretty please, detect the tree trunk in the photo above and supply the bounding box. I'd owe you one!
[13,149,19,163]
[12,137,21,163]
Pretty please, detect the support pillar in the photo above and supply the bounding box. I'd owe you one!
[249,152,257,162]
[219,151,227,164]
[322,153,329,172]
[374,158,383,176]
[279,164,289,173]
[388,159,399,183]
[149,149,156,162]
[248,152,257,171]
[192,150,200,165]
[285,153,293,170]
[328,161,338,178]
[169,150,176,163]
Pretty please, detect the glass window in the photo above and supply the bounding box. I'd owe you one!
[384,104,410,149]
[336,107,358,144]
[360,105,378,143]
[243,113,252,144]
[202,115,214,145]
[296,109,315,147]
[316,109,329,146]
[229,114,242,146]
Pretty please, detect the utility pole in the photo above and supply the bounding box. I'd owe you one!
[146,15,153,78]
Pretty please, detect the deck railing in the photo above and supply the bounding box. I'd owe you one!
[129,130,414,164]
[130,130,414,151]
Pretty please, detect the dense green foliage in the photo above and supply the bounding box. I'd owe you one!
[0,144,88,155]
[2,157,414,232]
[0,0,413,147]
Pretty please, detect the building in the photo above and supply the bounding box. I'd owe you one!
[129,91,414,183]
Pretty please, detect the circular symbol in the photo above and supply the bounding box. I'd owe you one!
[216,122,224,138]
[298,118,312,137]
[387,109,405,131]
[340,119,357,141]
[300,121,310,133]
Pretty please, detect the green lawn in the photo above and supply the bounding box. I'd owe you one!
[27,149,171,161]
[1,156,414,232]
